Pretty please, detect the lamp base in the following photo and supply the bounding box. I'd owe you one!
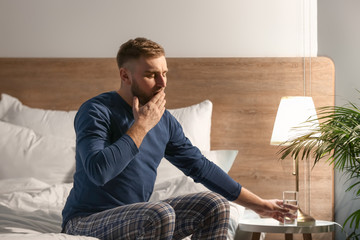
[297,208,316,226]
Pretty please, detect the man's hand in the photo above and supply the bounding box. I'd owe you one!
[127,90,166,148]
[252,199,298,223]
[132,90,166,132]
[234,187,298,223]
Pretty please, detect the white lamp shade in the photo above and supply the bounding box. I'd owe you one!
[270,96,319,146]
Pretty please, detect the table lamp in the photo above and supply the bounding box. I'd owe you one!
[270,96,319,225]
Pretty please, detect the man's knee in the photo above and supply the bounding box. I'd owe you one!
[201,192,230,214]
[143,202,176,231]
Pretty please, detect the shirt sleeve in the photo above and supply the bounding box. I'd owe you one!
[164,115,242,201]
[75,101,139,186]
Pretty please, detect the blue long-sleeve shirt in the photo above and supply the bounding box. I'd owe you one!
[62,91,242,228]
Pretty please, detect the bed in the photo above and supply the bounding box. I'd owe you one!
[0,57,335,240]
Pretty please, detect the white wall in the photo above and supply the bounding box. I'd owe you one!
[0,0,317,58]
[318,1,360,239]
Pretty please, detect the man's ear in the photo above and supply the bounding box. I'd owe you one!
[119,68,131,85]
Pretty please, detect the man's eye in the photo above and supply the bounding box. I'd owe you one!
[145,74,155,78]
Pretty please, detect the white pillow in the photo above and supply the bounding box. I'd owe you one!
[0,94,77,140]
[0,94,14,119]
[0,121,76,184]
[0,94,212,150]
[150,175,208,202]
[168,100,212,151]
[0,94,212,183]
[155,150,238,185]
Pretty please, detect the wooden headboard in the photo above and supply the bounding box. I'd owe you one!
[0,57,335,239]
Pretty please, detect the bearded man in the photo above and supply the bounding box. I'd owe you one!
[62,37,293,240]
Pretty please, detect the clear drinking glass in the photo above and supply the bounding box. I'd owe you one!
[283,191,298,225]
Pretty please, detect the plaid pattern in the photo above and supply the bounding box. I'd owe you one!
[63,192,230,240]
[164,192,230,240]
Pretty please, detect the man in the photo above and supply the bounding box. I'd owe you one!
[62,37,292,240]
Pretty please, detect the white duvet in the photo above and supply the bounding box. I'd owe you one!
[0,178,97,239]
[0,177,259,240]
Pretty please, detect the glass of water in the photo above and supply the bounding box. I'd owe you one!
[283,191,298,225]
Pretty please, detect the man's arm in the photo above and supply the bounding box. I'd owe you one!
[234,187,294,222]
[75,90,166,186]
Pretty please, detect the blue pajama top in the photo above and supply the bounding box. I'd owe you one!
[62,91,242,228]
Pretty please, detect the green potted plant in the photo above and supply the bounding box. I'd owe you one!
[278,98,360,239]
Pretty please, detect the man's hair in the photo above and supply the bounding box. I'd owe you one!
[116,37,165,69]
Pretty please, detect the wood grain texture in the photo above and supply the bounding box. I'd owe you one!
[0,57,335,240]
[0,58,120,110]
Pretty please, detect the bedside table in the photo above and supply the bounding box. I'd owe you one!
[238,218,335,240]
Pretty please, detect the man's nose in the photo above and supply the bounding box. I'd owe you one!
[156,75,167,87]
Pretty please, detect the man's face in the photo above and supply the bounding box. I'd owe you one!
[129,55,168,105]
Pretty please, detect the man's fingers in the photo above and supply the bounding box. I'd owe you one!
[276,200,298,211]
[150,89,166,113]
[283,204,299,211]
[151,88,165,104]
[158,96,166,109]
[275,200,298,220]
[284,211,298,219]
[273,212,284,223]
[272,200,288,213]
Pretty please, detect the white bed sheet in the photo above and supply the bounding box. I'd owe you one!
[0,177,261,240]
[0,178,97,239]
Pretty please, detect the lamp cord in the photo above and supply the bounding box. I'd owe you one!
[303,0,312,97]
[309,0,312,97]
[303,0,306,96]
[303,0,312,96]
[332,221,350,239]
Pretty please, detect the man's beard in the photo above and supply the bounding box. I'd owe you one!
[131,80,154,106]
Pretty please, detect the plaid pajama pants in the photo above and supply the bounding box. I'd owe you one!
[63,191,230,240]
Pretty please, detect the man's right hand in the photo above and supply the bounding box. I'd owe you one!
[234,187,298,223]
[127,90,166,148]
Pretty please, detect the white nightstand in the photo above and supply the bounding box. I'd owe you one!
[238,218,335,240]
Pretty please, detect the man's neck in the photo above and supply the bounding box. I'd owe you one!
[116,89,133,106]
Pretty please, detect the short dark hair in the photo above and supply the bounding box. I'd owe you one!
[116,37,165,69]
